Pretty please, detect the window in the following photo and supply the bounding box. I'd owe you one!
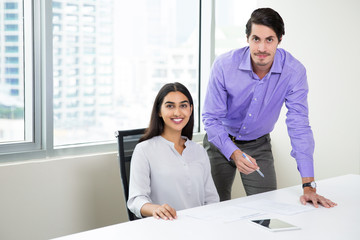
[53,2,61,9]
[6,78,19,85]
[5,67,19,74]
[83,15,95,23]
[214,0,256,56]
[5,24,18,31]
[5,13,18,20]
[65,25,78,32]
[5,46,18,53]
[0,0,31,146]
[1,0,204,160]
[5,57,19,64]
[66,14,78,23]
[53,13,61,22]
[83,4,95,13]
[5,35,19,42]
[66,3,79,12]
[10,89,19,96]
[4,2,18,9]
[66,35,78,43]
[52,0,200,146]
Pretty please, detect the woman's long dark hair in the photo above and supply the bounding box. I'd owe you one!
[139,82,194,142]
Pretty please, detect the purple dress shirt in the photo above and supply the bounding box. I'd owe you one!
[202,47,314,177]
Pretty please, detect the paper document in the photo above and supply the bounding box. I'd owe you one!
[186,206,263,223]
[239,199,315,215]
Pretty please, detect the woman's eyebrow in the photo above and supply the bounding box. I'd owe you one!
[164,100,189,104]
[164,101,175,104]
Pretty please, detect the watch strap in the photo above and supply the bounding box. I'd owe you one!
[302,181,316,189]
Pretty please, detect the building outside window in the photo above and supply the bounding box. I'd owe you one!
[0,0,25,144]
[0,0,201,158]
[52,0,200,146]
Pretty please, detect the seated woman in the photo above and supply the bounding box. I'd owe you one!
[127,82,219,220]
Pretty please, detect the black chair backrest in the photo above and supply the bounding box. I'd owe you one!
[115,128,145,221]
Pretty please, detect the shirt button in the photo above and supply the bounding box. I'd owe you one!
[254,98,257,101]
[243,126,246,129]
[248,113,252,117]
[238,135,241,138]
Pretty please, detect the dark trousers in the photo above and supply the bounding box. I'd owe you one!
[203,133,277,201]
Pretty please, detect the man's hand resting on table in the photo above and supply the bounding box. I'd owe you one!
[300,179,337,208]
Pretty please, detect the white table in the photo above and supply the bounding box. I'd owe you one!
[53,174,360,240]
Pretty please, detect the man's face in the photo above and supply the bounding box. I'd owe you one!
[247,24,280,71]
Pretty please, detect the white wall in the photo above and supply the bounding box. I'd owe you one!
[0,0,359,239]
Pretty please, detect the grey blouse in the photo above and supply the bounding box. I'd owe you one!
[127,136,219,218]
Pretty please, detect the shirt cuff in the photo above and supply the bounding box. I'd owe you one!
[222,140,240,160]
[130,197,151,219]
[297,162,314,178]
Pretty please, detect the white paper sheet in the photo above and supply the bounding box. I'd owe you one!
[186,206,263,222]
[239,199,315,215]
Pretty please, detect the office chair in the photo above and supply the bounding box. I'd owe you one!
[115,128,146,221]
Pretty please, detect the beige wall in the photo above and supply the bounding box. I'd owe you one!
[0,153,128,240]
[0,0,359,239]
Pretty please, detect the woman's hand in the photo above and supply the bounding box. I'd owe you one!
[152,204,177,220]
[141,203,177,220]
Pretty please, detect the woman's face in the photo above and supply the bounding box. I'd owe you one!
[159,91,192,134]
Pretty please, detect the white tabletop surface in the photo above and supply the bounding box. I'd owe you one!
[53,174,360,240]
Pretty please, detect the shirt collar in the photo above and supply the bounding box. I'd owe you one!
[238,47,282,74]
[270,50,282,74]
[158,135,189,146]
[238,47,252,71]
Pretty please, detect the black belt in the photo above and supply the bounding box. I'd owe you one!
[229,134,266,144]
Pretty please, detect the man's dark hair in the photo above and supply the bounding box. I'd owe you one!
[246,8,285,42]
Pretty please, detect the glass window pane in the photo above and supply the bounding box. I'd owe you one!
[4,2,18,9]
[5,35,19,42]
[214,0,257,56]
[5,13,18,20]
[53,0,200,146]
[0,0,25,143]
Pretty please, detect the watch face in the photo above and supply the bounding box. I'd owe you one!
[310,181,316,188]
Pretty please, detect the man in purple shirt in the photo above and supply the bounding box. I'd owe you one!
[202,8,336,208]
